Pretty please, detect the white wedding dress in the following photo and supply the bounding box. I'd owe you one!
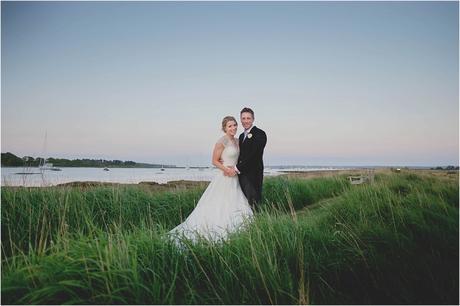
[168,135,253,243]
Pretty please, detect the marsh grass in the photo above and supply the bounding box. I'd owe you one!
[1,173,458,304]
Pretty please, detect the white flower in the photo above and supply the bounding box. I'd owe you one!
[247,133,253,139]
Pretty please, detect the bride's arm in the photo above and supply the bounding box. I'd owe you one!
[212,143,233,175]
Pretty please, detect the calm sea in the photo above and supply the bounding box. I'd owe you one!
[1,166,348,187]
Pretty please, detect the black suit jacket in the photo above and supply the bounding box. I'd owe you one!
[237,126,267,175]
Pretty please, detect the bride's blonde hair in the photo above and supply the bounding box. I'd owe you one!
[221,116,237,132]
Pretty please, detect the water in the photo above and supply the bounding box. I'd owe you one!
[1,166,350,187]
[1,167,283,187]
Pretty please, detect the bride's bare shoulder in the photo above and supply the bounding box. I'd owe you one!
[216,136,239,148]
[216,135,228,146]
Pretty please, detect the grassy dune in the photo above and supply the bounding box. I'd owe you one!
[1,171,458,304]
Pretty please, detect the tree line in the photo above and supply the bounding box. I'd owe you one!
[1,152,175,168]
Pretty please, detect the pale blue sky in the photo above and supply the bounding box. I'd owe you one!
[2,1,458,166]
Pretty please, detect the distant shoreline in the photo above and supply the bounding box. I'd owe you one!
[0,152,177,168]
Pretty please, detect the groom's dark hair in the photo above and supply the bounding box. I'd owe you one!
[240,107,254,118]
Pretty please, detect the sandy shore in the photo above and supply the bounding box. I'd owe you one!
[280,168,458,180]
[278,169,366,179]
[55,179,210,190]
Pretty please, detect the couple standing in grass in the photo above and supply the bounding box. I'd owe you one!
[169,107,267,242]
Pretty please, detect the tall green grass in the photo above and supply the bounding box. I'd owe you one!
[1,176,349,258]
[1,173,458,304]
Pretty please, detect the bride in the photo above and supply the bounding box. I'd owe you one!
[168,116,253,243]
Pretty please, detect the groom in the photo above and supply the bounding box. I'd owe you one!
[235,107,267,209]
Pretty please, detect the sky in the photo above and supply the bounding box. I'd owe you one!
[2,1,459,167]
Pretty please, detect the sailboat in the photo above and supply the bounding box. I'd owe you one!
[39,132,62,171]
[39,160,62,171]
